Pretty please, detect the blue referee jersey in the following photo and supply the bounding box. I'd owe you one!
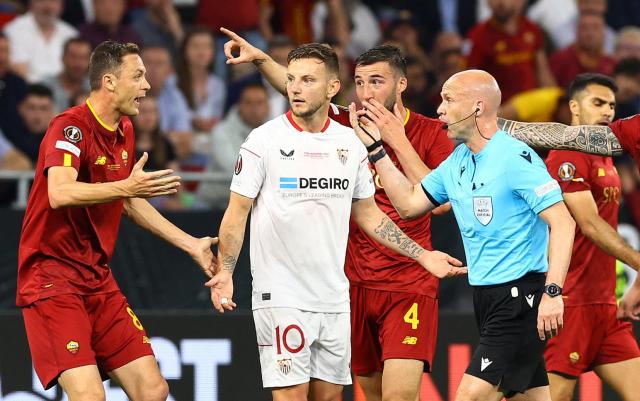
[421,130,563,285]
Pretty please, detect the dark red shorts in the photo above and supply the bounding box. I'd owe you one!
[350,285,438,375]
[22,291,154,389]
[545,304,640,377]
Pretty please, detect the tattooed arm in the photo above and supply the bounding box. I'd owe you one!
[205,191,253,313]
[497,118,623,156]
[351,197,465,278]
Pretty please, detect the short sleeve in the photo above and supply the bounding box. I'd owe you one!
[420,157,450,206]
[229,129,265,199]
[41,117,88,174]
[509,148,563,214]
[610,115,640,156]
[353,143,375,199]
[545,150,591,193]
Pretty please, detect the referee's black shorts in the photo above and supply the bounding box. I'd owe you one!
[466,272,549,396]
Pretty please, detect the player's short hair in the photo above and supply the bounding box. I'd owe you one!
[63,37,91,55]
[88,40,140,91]
[355,45,407,77]
[287,43,339,78]
[24,83,53,100]
[568,73,618,100]
[614,58,640,78]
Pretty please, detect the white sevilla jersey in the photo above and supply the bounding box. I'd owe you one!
[231,111,375,312]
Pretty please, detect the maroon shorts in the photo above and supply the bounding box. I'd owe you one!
[545,304,640,377]
[22,291,154,389]
[350,285,438,375]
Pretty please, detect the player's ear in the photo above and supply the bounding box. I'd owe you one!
[103,74,117,92]
[474,101,483,116]
[397,76,408,94]
[327,77,341,99]
[568,99,579,117]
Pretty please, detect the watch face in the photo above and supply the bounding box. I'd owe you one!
[546,284,560,296]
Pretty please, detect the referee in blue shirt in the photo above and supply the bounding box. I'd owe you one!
[349,70,576,401]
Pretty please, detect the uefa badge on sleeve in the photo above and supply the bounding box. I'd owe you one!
[63,126,83,143]
[336,149,349,165]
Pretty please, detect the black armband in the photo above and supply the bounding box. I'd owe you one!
[368,148,387,163]
[366,140,383,152]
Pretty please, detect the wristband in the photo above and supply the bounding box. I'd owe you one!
[366,140,383,152]
[368,148,387,163]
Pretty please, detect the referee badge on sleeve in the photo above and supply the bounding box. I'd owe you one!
[473,196,493,225]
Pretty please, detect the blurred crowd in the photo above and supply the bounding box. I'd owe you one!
[0,0,639,224]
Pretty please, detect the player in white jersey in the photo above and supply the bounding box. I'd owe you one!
[206,44,466,401]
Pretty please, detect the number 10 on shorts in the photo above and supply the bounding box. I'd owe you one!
[404,303,419,330]
[275,325,305,354]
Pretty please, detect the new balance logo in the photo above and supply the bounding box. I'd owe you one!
[526,294,535,307]
[481,357,493,372]
[401,336,418,345]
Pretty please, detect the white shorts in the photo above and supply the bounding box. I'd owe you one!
[253,307,352,388]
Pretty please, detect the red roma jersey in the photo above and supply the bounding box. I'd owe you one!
[466,16,543,101]
[328,104,454,296]
[610,115,640,168]
[17,101,135,306]
[545,150,620,306]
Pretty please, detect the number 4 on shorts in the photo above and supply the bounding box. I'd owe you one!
[403,303,419,330]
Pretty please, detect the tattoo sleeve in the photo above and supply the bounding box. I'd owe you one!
[497,118,623,156]
[373,216,425,259]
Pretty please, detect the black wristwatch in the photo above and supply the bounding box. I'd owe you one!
[543,283,563,297]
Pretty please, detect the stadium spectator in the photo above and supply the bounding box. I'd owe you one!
[175,27,226,133]
[133,96,177,172]
[7,84,55,163]
[0,32,27,139]
[132,0,184,59]
[3,0,77,82]
[385,15,431,70]
[466,0,555,101]
[40,37,91,113]
[258,0,316,45]
[403,56,435,117]
[311,0,379,59]
[428,31,464,111]
[526,0,578,51]
[613,58,640,118]
[78,0,141,49]
[197,83,269,209]
[614,26,640,61]
[550,12,616,89]
[195,0,265,80]
[605,0,640,31]
[0,129,32,170]
[141,46,192,133]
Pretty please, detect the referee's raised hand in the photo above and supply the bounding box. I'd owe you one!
[537,294,564,340]
[124,152,181,198]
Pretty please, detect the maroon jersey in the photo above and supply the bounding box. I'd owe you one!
[328,104,454,296]
[610,114,640,168]
[466,16,543,101]
[17,102,135,306]
[545,150,620,306]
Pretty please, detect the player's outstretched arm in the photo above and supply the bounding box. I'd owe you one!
[536,201,576,340]
[349,103,434,218]
[47,152,179,209]
[220,27,288,96]
[123,197,218,278]
[351,197,466,279]
[205,191,253,313]
[563,190,640,271]
[497,118,623,156]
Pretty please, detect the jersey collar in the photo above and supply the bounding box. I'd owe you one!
[286,110,331,133]
[86,99,117,133]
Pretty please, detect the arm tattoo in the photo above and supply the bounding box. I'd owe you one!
[373,217,425,259]
[222,255,237,274]
[498,118,623,156]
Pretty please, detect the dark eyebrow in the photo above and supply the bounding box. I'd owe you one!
[592,96,616,106]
